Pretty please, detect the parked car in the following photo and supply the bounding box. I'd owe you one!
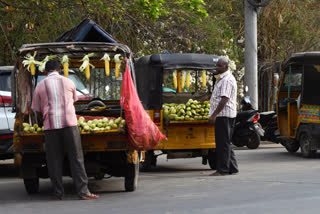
[0,66,15,160]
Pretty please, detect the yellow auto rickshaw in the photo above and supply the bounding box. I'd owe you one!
[135,53,220,171]
[12,41,139,193]
[277,52,320,157]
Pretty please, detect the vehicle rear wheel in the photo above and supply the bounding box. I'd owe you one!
[300,133,316,158]
[23,177,39,194]
[208,150,216,170]
[246,131,260,149]
[283,140,300,153]
[125,162,139,192]
[139,151,157,172]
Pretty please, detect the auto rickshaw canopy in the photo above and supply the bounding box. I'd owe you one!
[282,51,320,106]
[135,53,220,110]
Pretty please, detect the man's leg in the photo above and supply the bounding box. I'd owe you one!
[63,126,90,198]
[215,117,231,174]
[44,129,64,198]
[228,118,238,173]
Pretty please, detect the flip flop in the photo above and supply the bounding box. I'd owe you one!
[52,195,63,200]
[80,193,99,200]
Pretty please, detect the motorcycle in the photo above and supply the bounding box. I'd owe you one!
[232,97,265,149]
[259,111,280,143]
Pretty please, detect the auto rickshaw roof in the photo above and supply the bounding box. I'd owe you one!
[18,42,132,58]
[137,53,220,70]
[284,52,320,66]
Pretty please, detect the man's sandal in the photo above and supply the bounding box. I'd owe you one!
[80,193,99,200]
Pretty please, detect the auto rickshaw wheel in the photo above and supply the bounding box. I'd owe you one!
[139,151,157,172]
[299,133,317,158]
[283,140,299,153]
[125,162,139,192]
[23,177,39,194]
[208,149,216,170]
[94,172,105,180]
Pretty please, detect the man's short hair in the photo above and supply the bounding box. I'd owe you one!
[218,57,229,66]
[45,60,61,72]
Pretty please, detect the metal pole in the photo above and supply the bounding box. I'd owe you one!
[244,0,258,110]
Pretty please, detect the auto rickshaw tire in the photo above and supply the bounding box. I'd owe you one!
[23,177,39,194]
[299,133,317,158]
[125,162,139,192]
[246,131,260,149]
[87,100,106,109]
[208,149,216,170]
[94,173,105,180]
[139,151,156,172]
[283,140,300,153]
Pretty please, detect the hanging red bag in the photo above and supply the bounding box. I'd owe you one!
[121,63,166,151]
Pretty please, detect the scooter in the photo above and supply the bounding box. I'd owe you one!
[232,97,265,149]
[259,111,280,143]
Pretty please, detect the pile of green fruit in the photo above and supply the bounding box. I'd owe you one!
[163,99,210,121]
[23,123,44,133]
[77,116,126,132]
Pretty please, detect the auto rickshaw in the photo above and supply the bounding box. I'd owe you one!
[135,53,220,171]
[277,52,320,157]
[12,42,139,193]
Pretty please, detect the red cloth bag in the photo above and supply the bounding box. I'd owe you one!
[120,64,166,151]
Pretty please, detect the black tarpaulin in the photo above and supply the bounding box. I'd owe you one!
[55,18,117,43]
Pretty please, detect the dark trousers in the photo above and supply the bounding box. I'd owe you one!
[44,126,90,198]
[215,117,238,174]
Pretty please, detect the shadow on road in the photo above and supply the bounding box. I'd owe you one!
[0,161,18,178]
[144,166,212,174]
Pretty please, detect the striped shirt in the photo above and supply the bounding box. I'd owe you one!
[209,70,237,118]
[31,72,78,130]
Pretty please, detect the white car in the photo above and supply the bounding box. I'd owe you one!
[0,66,15,159]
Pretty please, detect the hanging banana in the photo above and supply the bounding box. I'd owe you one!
[202,70,207,87]
[114,54,122,78]
[22,51,40,75]
[186,71,191,88]
[38,55,57,73]
[173,70,177,89]
[101,53,110,76]
[61,55,69,77]
[181,71,186,89]
[80,53,95,80]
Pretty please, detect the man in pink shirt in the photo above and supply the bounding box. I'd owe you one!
[32,60,99,200]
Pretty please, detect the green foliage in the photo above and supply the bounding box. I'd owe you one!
[0,0,319,69]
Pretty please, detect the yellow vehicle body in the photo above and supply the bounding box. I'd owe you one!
[135,54,219,171]
[277,52,320,157]
[147,110,215,150]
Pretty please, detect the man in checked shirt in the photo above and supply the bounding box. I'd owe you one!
[208,57,239,176]
[32,60,99,200]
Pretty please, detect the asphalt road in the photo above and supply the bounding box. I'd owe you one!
[1,143,320,214]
